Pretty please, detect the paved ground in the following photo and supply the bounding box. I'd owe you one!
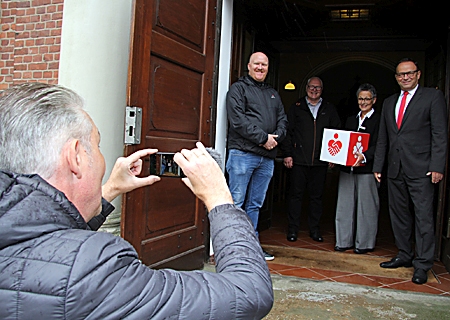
[203,264,450,319]
[267,274,450,319]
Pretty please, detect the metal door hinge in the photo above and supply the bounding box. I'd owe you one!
[124,106,142,144]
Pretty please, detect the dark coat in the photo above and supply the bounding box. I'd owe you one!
[226,75,288,159]
[281,96,341,166]
[373,86,448,178]
[0,171,273,319]
[340,111,380,174]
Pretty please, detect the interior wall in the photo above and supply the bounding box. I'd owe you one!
[58,0,133,210]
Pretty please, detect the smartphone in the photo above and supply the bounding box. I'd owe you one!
[150,152,185,178]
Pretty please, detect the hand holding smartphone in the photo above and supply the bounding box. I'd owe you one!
[150,152,186,178]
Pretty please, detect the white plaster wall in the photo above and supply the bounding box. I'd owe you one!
[215,0,233,171]
[58,0,133,209]
[58,0,232,216]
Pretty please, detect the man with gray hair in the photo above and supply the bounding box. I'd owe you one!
[0,83,273,319]
[281,77,341,243]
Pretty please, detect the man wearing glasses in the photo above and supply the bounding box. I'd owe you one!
[374,58,448,284]
[281,77,341,243]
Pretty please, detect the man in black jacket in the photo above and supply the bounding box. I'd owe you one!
[281,77,341,242]
[226,52,288,261]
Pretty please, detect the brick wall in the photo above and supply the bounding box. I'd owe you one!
[0,0,64,90]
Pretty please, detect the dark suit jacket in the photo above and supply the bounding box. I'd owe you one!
[340,111,380,174]
[373,86,448,179]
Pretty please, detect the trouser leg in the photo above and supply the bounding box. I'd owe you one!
[387,173,414,262]
[355,173,380,250]
[407,176,435,271]
[307,166,327,232]
[335,171,356,248]
[287,165,308,233]
[245,157,274,237]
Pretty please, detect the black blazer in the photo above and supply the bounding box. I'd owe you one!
[340,111,380,174]
[373,86,448,179]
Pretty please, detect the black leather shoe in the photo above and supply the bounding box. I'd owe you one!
[334,246,352,252]
[353,248,374,254]
[412,268,427,284]
[287,233,297,242]
[380,257,413,269]
[309,231,323,242]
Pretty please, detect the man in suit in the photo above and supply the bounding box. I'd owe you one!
[373,58,448,284]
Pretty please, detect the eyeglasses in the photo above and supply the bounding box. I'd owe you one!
[358,97,373,103]
[307,85,322,91]
[395,70,419,78]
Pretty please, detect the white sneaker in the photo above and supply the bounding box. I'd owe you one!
[263,250,274,261]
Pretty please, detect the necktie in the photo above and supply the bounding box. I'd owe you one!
[396,91,408,129]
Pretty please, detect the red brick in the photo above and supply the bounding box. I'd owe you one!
[48,62,58,69]
[2,9,11,17]
[43,53,53,61]
[16,31,31,39]
[33,71,43,78]
[30,15,40,23]
[50,29,60,36]
[35,38,45,45]
[16,1,31,9]
[25,39,35,46]
[45,21,56,29]
[15,9,26,17]
[36,7,45,14]
[49,45,59,53]
[47,5,57,13]
[35,22,45,30]
[44,37,54,45]
[29,47,38,54]
[14,48,29,55]
[23,71,33,79]
[51,12,63,20]
[26,8,36,15]
[16,16,31,24]
[15,40,25,47]
[14,64,27,71]
[43,71,52,78]
[32,0,52,6]
[32,55,42,62]
[41,14,51,22]
[39,46,49,54]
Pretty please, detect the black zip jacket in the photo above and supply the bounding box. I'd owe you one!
[226,75,288,159]
[281,96,341,166]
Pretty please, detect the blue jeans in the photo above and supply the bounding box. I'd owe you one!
[226,149,274,236]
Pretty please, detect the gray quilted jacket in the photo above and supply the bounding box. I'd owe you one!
[0,171,273,319]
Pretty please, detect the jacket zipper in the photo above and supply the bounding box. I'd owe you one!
[312,119,316,165]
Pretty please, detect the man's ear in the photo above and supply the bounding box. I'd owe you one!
[66,139,83,179]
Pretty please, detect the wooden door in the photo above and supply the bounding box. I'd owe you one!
[123,0,217,270]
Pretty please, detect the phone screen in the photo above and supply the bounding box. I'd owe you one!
[150,152,185,177]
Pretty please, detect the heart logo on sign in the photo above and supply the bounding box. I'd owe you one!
[328,133,342,156]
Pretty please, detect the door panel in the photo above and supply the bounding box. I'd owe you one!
[123,0,216,270]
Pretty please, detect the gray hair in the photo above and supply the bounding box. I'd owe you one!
[356,83,377,98]
[306,77,323,89]
[0,83,93,179]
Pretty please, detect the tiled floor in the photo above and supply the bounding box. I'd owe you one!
[259,208,450,297]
